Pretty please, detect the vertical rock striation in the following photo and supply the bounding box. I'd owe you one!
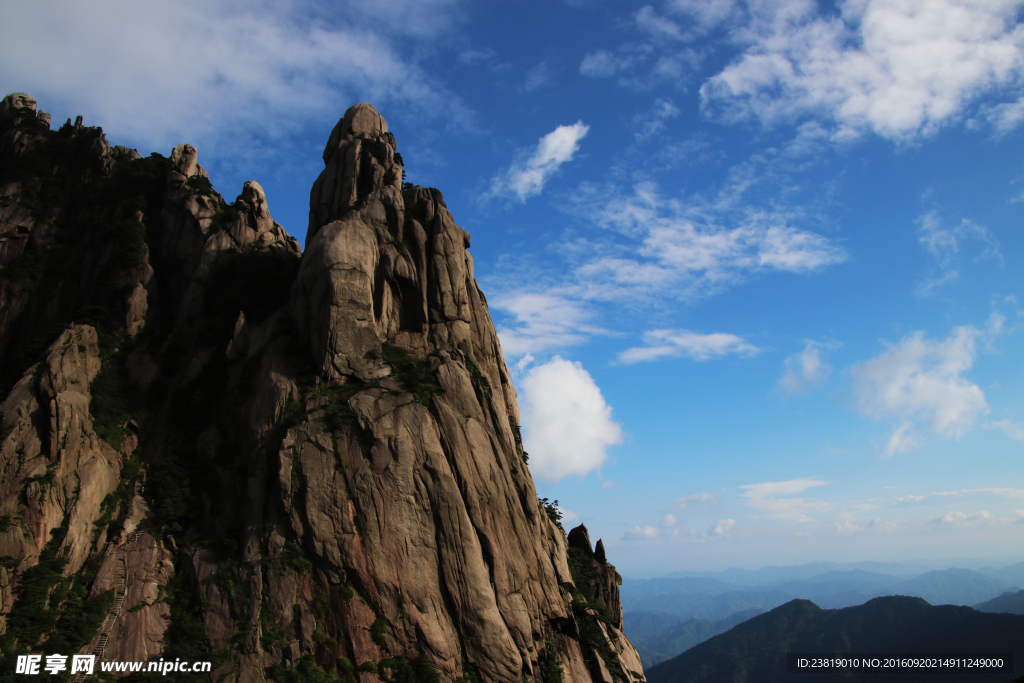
[0,94,644,683]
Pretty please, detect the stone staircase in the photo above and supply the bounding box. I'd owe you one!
[70,472,147,682]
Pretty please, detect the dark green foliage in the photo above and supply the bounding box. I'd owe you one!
[281,542,313,573]
[454,663,482,683]
[371,617,388,646]
[44,587,114,655]
[340,582,355,600]
[540,498,563,529]
[357,661,378,674]
[463,356,492,410]
[95,453,141,538]
[336,658,354,676]
[0,527,115,683]
[208,202,240,235]
[381,656,440,683]
[321,383,374,460]
[185,174,220,199]
[3,525,68,649]
[157,571,224,683]
[267,655,335,683]
[313,592,331,618]
[380,343,444,407]
[281,400,305,429]
[540,645,565,683]
[509,417,528,462]
[322,385,360,432]
[645,596,1024,683]
[566,547,626,682]
[89,351,143,449]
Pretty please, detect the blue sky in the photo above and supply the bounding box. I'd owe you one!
[3,0,1024,577]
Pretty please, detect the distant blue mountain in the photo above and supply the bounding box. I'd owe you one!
[624,608,764,668]
[623,562,1024,623]
[897,568,1019,606]
[645,596,1024,683]
[975,589,1024,615]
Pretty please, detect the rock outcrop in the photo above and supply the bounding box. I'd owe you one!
[0,93,644,683]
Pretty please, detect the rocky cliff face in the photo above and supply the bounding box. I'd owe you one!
[0,93,645,683]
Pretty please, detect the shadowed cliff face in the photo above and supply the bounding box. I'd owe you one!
[0,94,645,683]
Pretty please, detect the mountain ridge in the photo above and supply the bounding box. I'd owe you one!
[0,93,644,683]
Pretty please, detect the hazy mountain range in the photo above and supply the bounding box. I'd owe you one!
[624,561,1024,668]
[644,595,1024,683]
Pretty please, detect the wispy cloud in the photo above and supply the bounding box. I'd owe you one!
[778,340,835,396]
[741,478,831,522]
[707,518,736,536]
[571,181,847,302]
[927,509,1024,525]
[851,326,990,457]
[891,488,1024,505]
[618,329,759,364]
[622,525,661,539]
[494,292,609,357]
[633,98,681,141]
[489,122,590,202]
[523,61,555,91]
[493,175,844,358]
[519,356,623,482]
[0,0,467,156]
[674,492,718,509]
[700,0,1024,140]
[580,49,640,78]
[915,211,1002,296]
[990,419,1024,442]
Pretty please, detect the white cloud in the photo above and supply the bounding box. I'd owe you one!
[700,0,1024,140]
[660,513,679,528]
[778,340,834,395]
[634,98,681,141]
[580,50,635,78]
[883,422,920,457]
[494,292,607,358]
[458,48,497,65]
[666,0,740,34]
[524,61,554,91]
[984,94,1024,131]
[574,182,846,303]
[707,518,736,536]
[851,326,989,455]
[674,492,718,509]
[493,168,845,358]
[741,477,831,522]
[915,211,1002,295]
[990,419,1024,442]
[622,525,660,539]
[0,0,464,155]
[618,329,759,363]
[490,122,590,201]
[636,6,686,41]
[930,510,995,525]
[519,357,623,482]
[558,506,581,526]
